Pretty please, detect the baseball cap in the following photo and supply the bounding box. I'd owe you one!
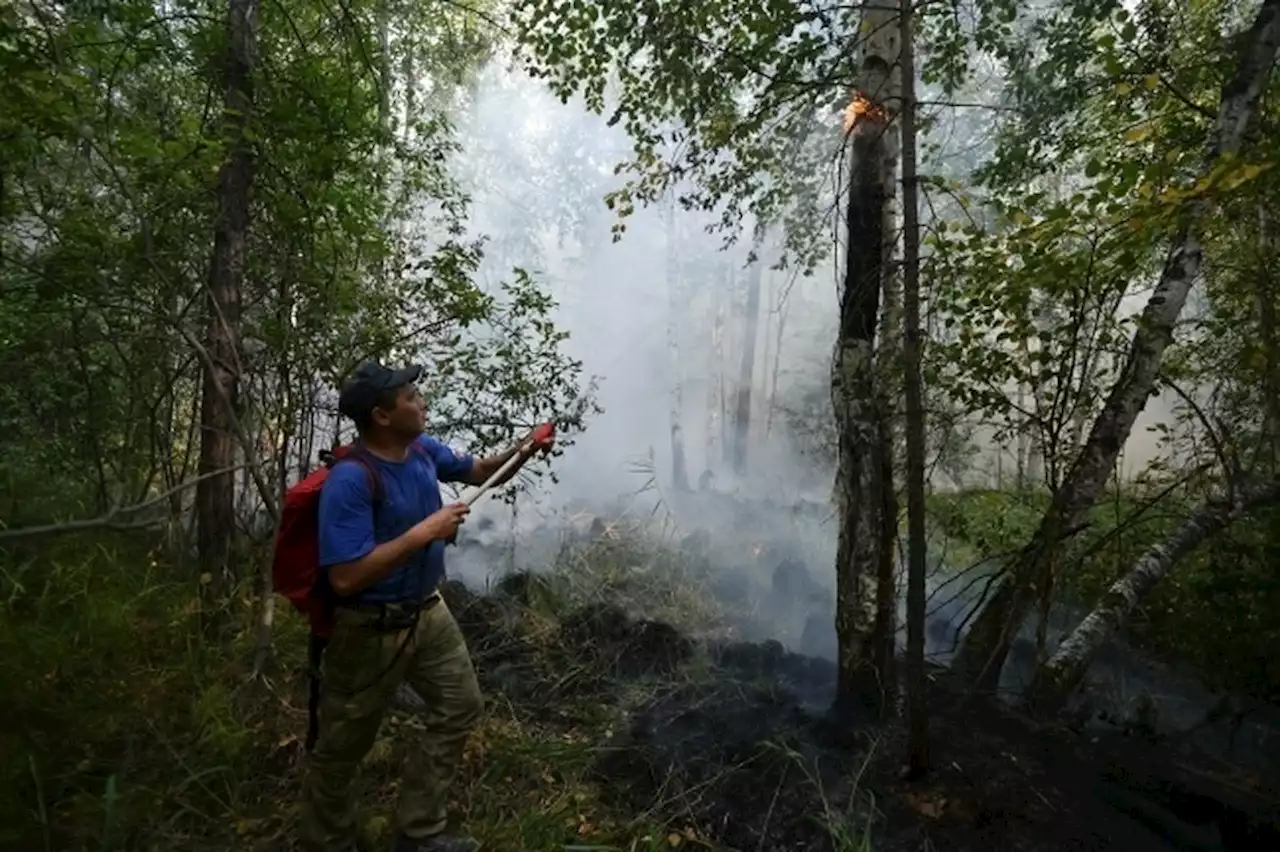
[337,360,423,421]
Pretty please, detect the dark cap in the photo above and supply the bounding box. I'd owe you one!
[337,360,423,421]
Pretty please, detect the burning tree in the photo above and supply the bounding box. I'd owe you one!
[832,6,901,714]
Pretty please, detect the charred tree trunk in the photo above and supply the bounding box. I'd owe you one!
[834,121,886,711]
[1026,478,1280,716]
[731,257,763,476]
[197,0,258,596]
[899,0,929,778]
[834,5,899,715]
[953,0,1280,691]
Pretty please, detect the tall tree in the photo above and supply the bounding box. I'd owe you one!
[667,197,691,491]
[730,253,763,476]
[834,2,901,712]
[196,0,259,594]
[899,0,929,778]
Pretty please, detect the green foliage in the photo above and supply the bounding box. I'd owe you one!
[0,527,731,851]
[932,485,1280,699]
[0,534,261,850]
[927,489,1049,561]
[1,0,595,543]
[512,0,860,266]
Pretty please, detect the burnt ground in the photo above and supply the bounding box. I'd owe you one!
[437,578,1280,852]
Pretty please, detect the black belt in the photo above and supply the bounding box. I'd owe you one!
[335,591,440,613]
[334,592,441,631]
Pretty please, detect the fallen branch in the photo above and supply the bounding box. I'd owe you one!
[0,464,247,543]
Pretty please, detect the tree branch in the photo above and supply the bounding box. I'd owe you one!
[0,465,247,543]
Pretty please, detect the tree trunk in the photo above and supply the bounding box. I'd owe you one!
[952,0,1280,691]
[1015,338,1030,491]
[834,3,899,714]
[731,256,763,476]
[872,82,903,702]
[705,260,727,479]
[197,0,258,596]
[764,290,789,437]
[872,242,900,699]
[1025,478,1280,716]
[666,199,690,491]
[1255,205,1280,472]
[377,0,392,134]
[899,0,929,778]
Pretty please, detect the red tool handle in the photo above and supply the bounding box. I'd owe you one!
[530,421,555,449]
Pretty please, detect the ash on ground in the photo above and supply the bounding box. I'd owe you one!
[431,574,1280,852]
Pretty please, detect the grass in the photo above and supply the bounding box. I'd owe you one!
[1,522,841,852]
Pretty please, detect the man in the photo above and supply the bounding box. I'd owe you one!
[299,360,554,852]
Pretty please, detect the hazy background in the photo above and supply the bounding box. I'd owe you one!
[435,58,1178,551]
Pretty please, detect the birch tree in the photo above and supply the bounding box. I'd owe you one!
[952,0,1280,689]
[1026,477,1280,715]
[899,0,929,777]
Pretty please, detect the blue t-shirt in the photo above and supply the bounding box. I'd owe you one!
[317,435,475,604]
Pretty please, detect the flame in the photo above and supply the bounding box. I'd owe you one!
[843,91,889,132]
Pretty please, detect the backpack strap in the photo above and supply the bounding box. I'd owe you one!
[341,446,386,513]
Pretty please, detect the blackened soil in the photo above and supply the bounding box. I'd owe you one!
[440,581,1280,852]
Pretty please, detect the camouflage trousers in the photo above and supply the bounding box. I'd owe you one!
[298,596,483,852]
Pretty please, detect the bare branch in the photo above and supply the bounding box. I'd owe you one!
[0,465,246,543]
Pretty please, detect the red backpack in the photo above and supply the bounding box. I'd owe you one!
[273,444,376,637]
[271,443,392,751]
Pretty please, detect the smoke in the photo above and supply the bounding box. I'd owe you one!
[415,58,1280,776]
[444,61,840,533]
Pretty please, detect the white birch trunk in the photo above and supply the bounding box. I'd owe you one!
[666,200,690,491]
[953,1,1280,689]
[1026,478,1280,714]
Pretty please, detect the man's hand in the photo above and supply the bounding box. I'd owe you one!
[527,421,556,455]
[412,502,470,544]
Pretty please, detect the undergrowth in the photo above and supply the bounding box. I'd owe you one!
[926,487,1280,700]
[0,524,872,851]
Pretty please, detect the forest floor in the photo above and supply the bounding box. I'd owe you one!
[3,530,1279,852]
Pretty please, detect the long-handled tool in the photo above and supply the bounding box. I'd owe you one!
[444,422,555,548]
[460,421,556,507]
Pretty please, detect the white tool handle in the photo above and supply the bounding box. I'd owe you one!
[461,440,533,507]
